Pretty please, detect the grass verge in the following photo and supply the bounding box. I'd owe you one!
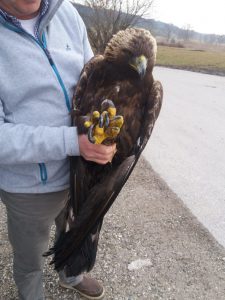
[156,46,225,76]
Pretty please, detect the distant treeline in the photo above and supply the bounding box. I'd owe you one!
[73,3,225,45]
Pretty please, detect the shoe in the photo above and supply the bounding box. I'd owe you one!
[59,275,105,299]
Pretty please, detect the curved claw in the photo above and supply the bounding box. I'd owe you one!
[88,124,105,144]
[103,112,110,128]
[101,99,117,118]
[101,99,115,110]
[99,114,104,128]
[88,124,96,144]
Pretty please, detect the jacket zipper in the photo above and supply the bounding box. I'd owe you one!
[41,32,71,112]
[1,18,71,184]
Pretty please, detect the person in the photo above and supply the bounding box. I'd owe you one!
[0,0,116,299]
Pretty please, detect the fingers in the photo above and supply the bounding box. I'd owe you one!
[78,135,117,164]
[83,144,116,164]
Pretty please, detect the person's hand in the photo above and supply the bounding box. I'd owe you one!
[78,134,116,164]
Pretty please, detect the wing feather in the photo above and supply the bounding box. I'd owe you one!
[72,55,104,110]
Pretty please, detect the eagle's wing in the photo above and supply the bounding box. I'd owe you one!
[138,80,163,153]
[70,54,105,215]
[46,79,163,273]
[73,55,104,111]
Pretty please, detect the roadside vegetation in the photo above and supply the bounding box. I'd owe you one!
[156,44,225,76]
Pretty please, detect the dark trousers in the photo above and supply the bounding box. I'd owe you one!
[0,189,83,300]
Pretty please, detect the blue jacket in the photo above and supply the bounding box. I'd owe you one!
[0,0,93,193]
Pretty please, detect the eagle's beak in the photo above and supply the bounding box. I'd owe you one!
[129,55,147,78]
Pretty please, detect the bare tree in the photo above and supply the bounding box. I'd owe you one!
[180,23,194,42]
[165,23,173,43]
[72,0,154,53]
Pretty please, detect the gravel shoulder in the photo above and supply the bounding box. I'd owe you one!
[1,157,225,300]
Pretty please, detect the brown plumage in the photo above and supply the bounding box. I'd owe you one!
[45,28,163,275]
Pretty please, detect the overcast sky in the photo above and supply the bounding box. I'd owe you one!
[73,0,225,35]
[152,0,225,35]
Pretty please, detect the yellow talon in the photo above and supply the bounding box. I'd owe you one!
[92,111,100,122]
[105,127,120,139]
[108,107,116,118]
[90,125,104,144]
[86,100,124,145]
[92,126,121,144]
[84,120,92,128]
[94,125,104,135]
[109,116,124,128]
[93,135,106,144]
[101,111,108,117]
[83,110,101,132]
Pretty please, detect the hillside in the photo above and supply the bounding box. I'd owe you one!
[73,3,225,45]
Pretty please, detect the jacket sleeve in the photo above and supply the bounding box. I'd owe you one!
[0,99,80,165]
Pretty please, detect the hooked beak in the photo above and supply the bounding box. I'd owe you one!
[129,55,147,79]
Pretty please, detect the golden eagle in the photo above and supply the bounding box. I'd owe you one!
[45,28,163,276]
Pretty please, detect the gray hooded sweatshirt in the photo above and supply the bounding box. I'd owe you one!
[0,0,93,193]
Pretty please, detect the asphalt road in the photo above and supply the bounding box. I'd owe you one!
[144,67,225,248]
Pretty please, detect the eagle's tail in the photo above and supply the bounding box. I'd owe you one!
[44,155,137,274]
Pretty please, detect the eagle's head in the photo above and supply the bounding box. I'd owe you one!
[104,28,157,79]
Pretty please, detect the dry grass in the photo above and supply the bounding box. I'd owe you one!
[156,45,225,76]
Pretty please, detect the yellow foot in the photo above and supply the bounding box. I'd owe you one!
[84,99,124,144]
